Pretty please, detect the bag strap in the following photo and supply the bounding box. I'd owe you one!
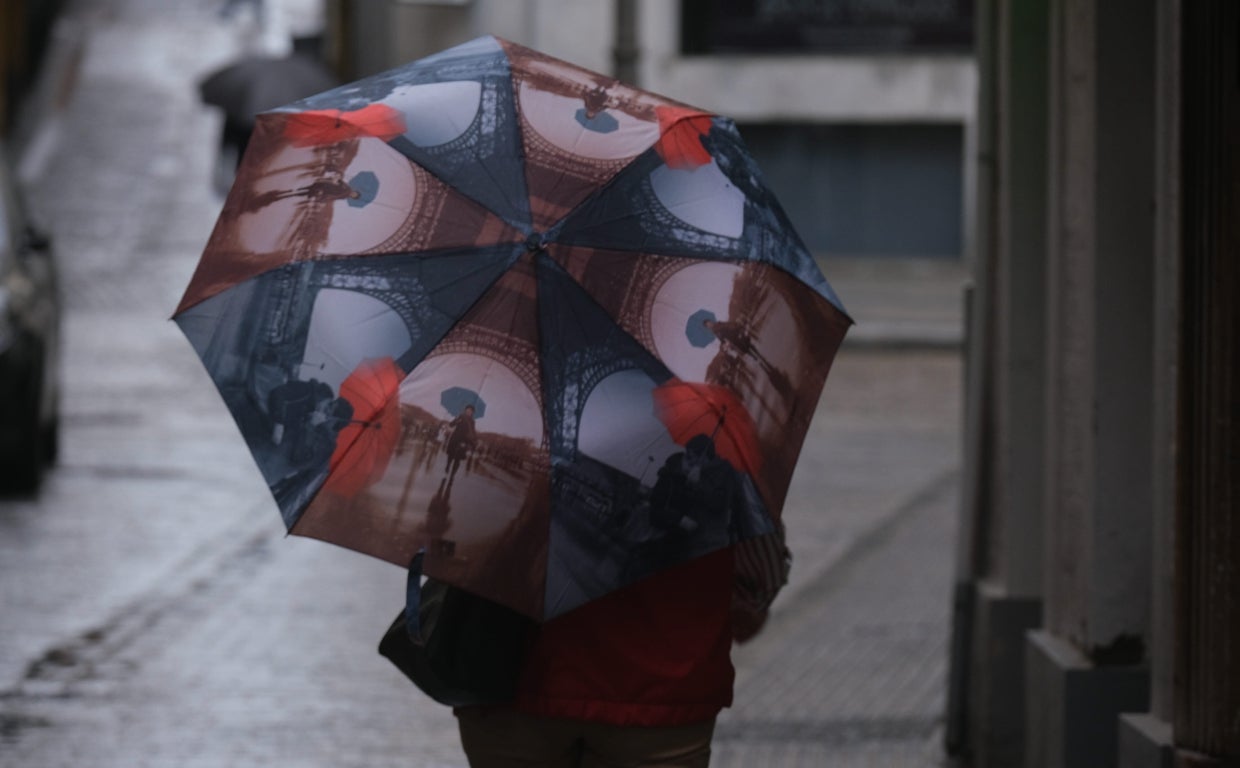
[404,549,426,641]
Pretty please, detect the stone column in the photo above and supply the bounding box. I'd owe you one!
[956,1,1051,765]
[1118,1,1179,766]
[1026,0,1157,765]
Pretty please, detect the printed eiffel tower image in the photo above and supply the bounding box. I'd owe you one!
[292,259,553,618]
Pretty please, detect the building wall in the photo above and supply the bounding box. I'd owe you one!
[959,0,1240,765]
[637,2,974,123]
[637,0,975,260]
[333,0,976,261]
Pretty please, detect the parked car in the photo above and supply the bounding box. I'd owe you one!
[0,144,59,493]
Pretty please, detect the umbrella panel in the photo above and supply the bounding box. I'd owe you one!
[292,257,553,618]
[175,121,526,314]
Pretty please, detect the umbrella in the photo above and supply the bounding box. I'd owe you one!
[440,386,486,419]
[685,309,719,348]
[198,53,339,129]
[174,36,852,622]
[282,103,407,147]
[324,357,404,497]
[345,171,380,208]
[651,379,763,476]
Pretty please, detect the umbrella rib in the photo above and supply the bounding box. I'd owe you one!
[388,131,525,228]
[388,118,531,231]
[390,247,526,374]
[470,151,532,230]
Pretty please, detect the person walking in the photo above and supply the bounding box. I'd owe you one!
[453,526,788,767]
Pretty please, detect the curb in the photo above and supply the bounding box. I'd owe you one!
[842,325,964,351]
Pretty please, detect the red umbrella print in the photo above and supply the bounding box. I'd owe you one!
[652,379,763,476]
[323,357,404,498]
[283,103,407,147]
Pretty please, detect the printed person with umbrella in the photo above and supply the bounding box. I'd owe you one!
[702,316,779,379]
[266,378,355,508]
[648,433,746,557]
[443,403,478,484]
[241,170,365,213]
[266,378,338,458]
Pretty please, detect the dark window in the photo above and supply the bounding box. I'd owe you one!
[681,0,974,55]
[738,122,964,258]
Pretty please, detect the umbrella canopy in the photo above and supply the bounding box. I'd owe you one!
[174,36,852,622]
[345,171,380,208]
[440,386,487,419]
[324,357,403,497]
[685,309,719,348]
[198,53,339,128]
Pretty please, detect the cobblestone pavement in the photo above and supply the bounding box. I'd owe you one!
[0,1,963,765]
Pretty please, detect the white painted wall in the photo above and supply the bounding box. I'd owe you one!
[635,0,975,123]
[380,0,976,124]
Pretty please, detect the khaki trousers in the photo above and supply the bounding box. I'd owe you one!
[457,708,715,768]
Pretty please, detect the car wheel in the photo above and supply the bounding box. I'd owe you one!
[1,356,45,494]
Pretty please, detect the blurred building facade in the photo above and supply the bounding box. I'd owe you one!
[952,0,1238,766]
[322,0,976,263]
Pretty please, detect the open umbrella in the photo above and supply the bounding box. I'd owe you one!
[345,171,380,209]
[324,357,403,497]
[651,379,762,476]
[685,309,719,348]
[440,386,486,419]
[174,36,852,621]
[198,53,339,130]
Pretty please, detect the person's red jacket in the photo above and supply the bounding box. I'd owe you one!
[512,548,736,727]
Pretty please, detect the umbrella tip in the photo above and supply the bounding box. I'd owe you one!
[524,232,546,253]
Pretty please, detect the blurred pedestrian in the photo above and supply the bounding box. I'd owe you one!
[218,0,264,25]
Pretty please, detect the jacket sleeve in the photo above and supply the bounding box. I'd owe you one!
[731,521,792,643]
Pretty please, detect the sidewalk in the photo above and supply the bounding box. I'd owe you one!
[8,3,965,765]
[827,257,968,350]
[713,342,961,766]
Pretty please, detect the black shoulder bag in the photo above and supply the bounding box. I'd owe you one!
[378,551,536,707]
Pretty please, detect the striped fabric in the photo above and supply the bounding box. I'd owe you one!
[733,522,791,616]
